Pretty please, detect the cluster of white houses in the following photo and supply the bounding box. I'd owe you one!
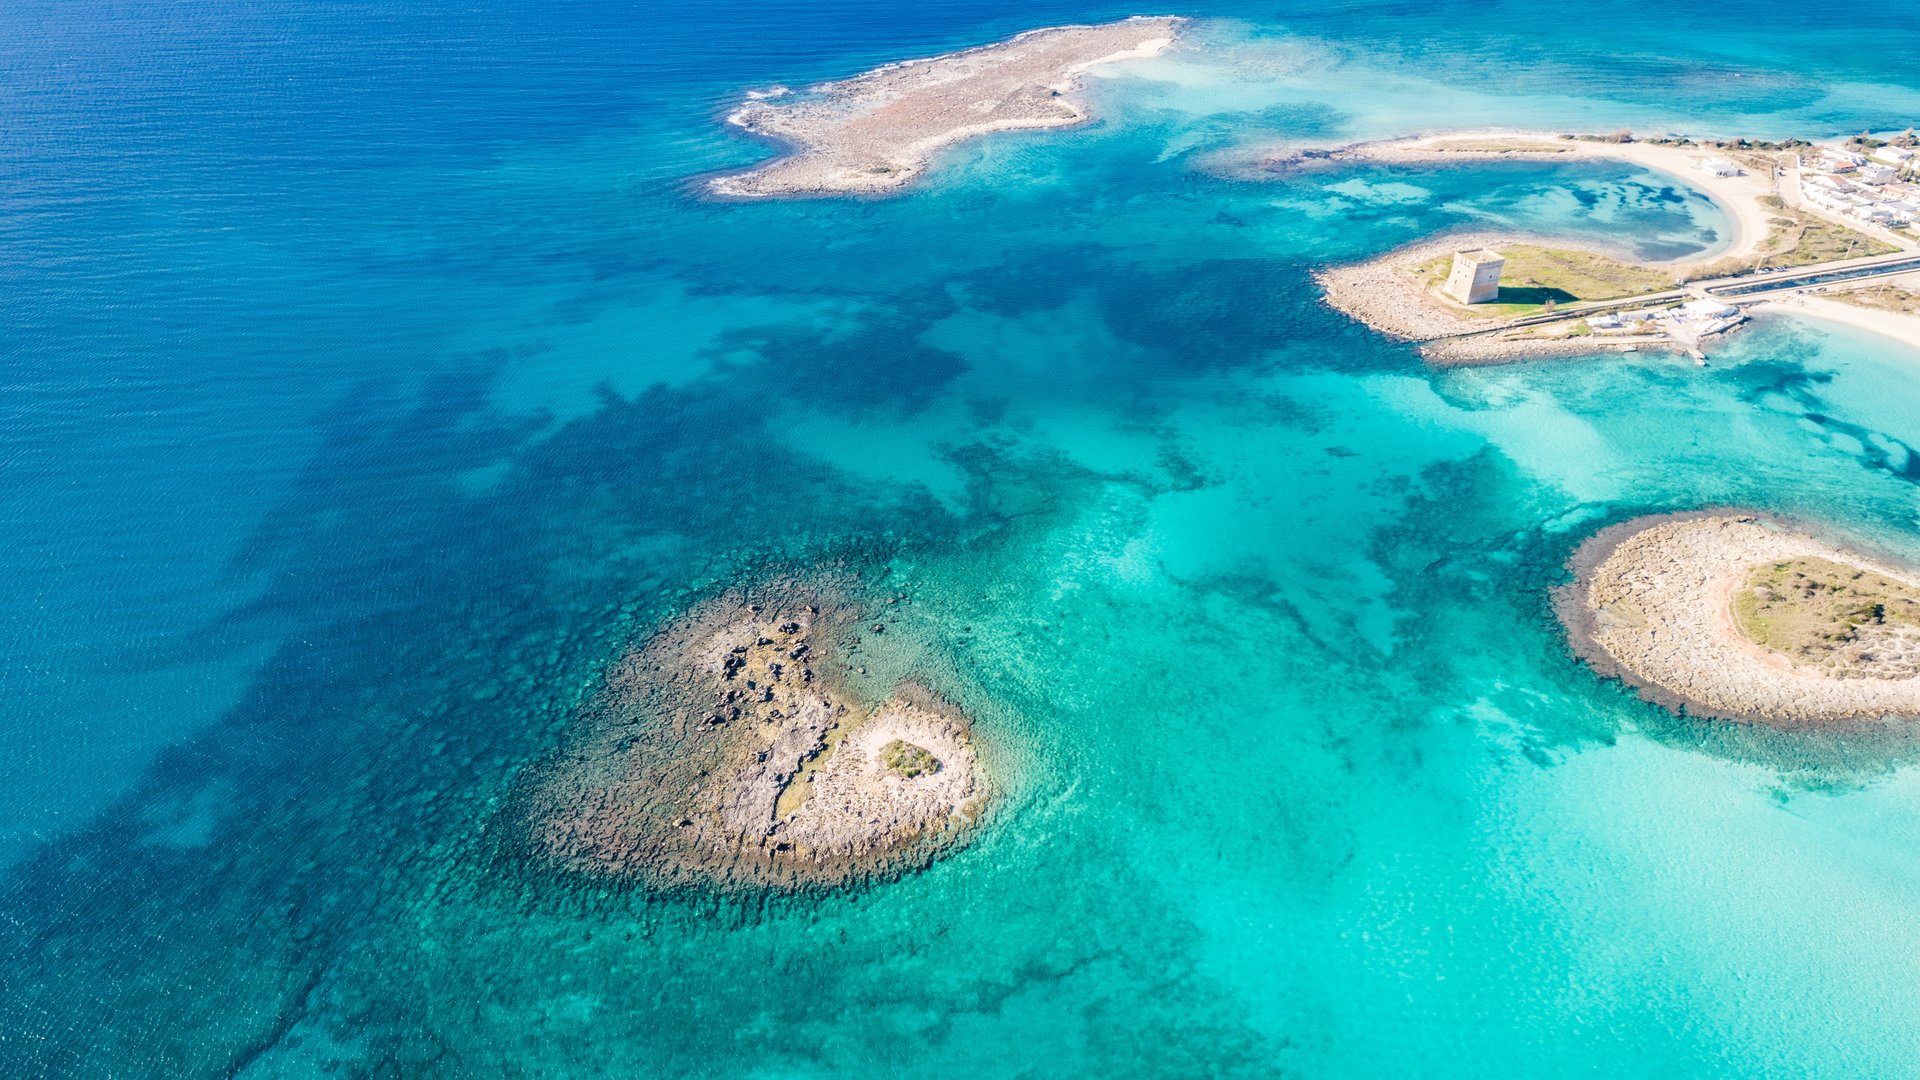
[1585,298,1744,338]
[1799,142,1920,234]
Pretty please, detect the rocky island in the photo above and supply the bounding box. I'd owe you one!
[710,17,1181,198]
[518,580,988,890]
[1558,512,1920,725]
[1316,230,1689,362]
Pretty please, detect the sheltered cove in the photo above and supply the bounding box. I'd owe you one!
[1558,513,1920,725]
[520,580,987,890]
[710,17,1181,198]
[1306,130,1917,364]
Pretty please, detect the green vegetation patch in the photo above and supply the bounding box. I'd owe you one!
[880,739,941,779]
[1833,284,1920,316]
[1412,244,1673,318]
[1685,211,1897,280]
[1729,557,1920,671]
[1764,215,1899,266]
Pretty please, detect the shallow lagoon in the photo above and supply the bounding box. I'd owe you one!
[4,1,1920,1075]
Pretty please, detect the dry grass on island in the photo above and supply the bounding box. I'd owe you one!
[1315,232,1688,362]
[1558,513,1920,726]
[710,17,1180,198]
[1685,197,1899,278]
[1404,244,1674,318]
[1829,281,1920,316]
[516,579,988,891]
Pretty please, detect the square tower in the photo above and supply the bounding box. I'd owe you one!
[1443,249,1504,304]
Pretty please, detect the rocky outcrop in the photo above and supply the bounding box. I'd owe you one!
[519,581,987,890]
[1558,512,1920,725]
[709,17,1181,198]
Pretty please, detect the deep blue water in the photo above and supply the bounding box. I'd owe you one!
[4,1,1920,1075]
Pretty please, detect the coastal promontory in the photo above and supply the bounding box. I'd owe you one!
[711,17,1180,198]
[517,579,988,891]
[1559,513,1920,725]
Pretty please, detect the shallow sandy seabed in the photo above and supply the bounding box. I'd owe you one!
[1267,129,1795,265]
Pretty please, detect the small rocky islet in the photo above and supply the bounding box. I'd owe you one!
[516,578,988,891]
[710,16,1181,198]
[1558,512,1920,725]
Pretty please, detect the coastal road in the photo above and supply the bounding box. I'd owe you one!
[1702,250,1920,300]
[1418,243,1920,346]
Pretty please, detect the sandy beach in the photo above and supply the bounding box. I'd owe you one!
[1559,513,1920,726]
[1754,283,1920,349]
[1332,130,1790,270]
[710,17,1181,198]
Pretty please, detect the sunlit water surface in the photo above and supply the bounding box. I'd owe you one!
[4,0,1920,1075]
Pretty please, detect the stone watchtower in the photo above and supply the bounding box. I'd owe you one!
[1443,249,1504,304]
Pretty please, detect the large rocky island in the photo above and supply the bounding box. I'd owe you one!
[711,17,1181,198]
[517,580,988,890]
[1559,513,1920,725]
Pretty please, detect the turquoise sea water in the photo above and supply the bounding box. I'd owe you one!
[5,1,1920,1075]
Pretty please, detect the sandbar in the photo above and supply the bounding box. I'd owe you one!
[1558,512,1920,725]
[1326,130,1787,271]
[710,17,1181,198]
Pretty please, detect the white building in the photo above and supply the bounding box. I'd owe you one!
[1871,145,1915,165]
[1682,299,1740,320]
[1698,157,1743,177]
[1860,164,1899,185]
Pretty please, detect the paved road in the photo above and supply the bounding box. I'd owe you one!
[1702,252,1920,300]
[1436,251,1920,342]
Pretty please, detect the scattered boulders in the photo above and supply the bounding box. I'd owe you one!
[516,579,988,890]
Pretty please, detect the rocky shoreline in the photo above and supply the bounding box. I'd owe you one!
[709,17,1180,198]
[517,579,988,890]
[1558,512,1920,726]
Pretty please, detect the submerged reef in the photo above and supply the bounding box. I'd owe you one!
[517,578,987,890]
[1558,512,1920,725]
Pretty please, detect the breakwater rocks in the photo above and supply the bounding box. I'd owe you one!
[519,582,988,890]
[709,17,1180,198]
[1558,512,1920,725]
